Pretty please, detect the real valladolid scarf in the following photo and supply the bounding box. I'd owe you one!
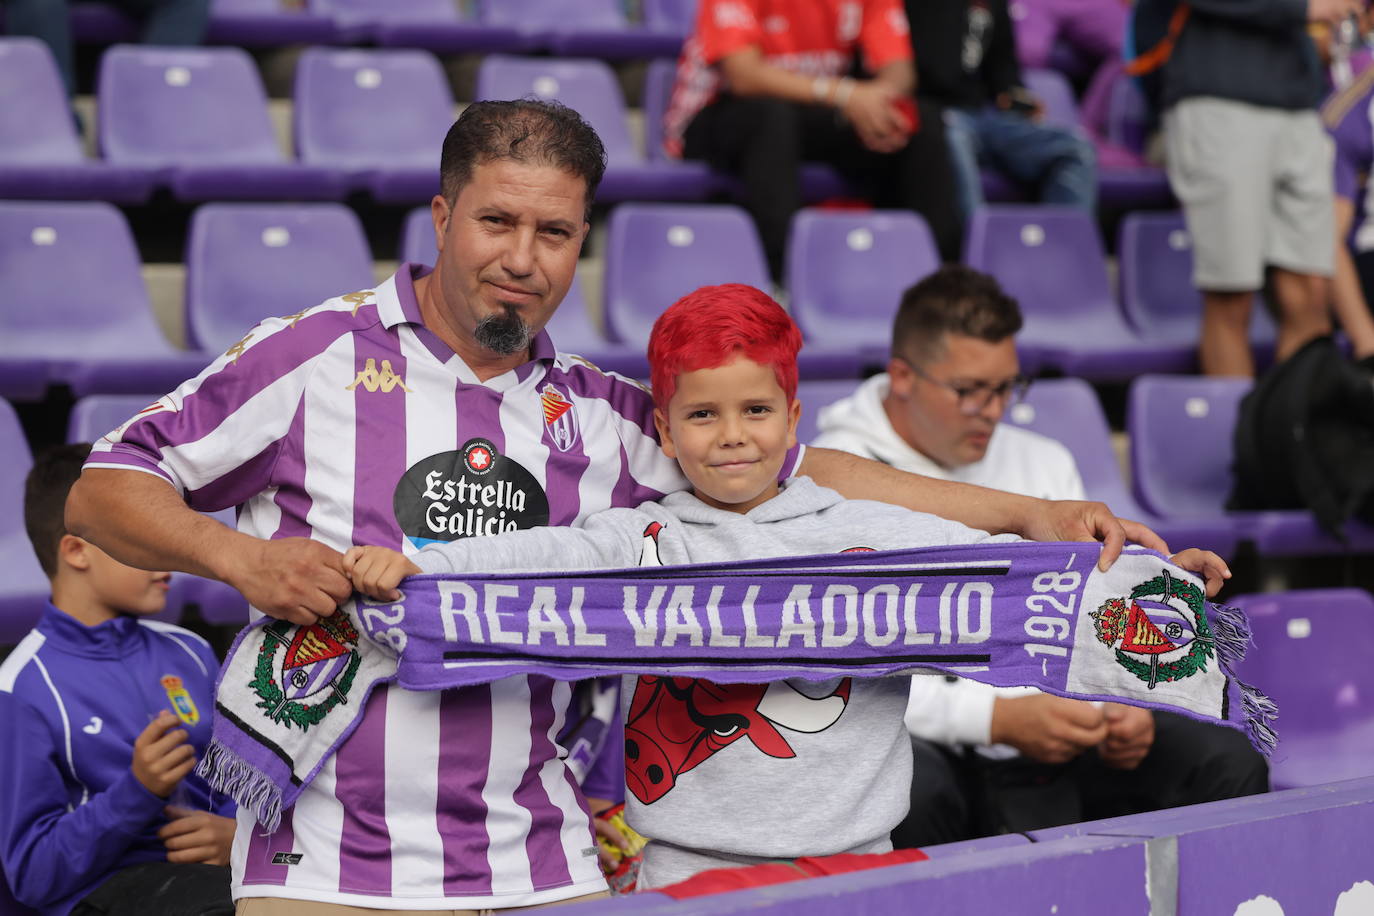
[199,542,1277,831]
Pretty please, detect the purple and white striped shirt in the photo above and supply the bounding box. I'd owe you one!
[86,266,796,908]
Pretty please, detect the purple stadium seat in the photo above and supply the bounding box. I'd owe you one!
[785,209,938,373]
[98,45,346,201]
[1021,68,1080,130]
[1004,378,1239,557]
[604,203,770,349]
[308,0,521,51]
[185,203,374,353]
[476,55,713,203]
[0,38,154,203]
[1232,589,1374,789]
[641,57,849,200]
[1128,375,1374,555]
[795,380,862,445]
[1117,211,1277,362]
[0,399,55,645]
[964,206,1194,379]
[476,0,683,58]
[205,0,338,45]
[643,0,697,35]
[66,395,248,626]
[294,47,451,203]
[0,201,212,399]
[397,207,648,377]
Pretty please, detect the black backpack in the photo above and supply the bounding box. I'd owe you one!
[1229,336,1374,541]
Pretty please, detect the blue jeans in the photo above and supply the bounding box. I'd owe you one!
[942,106,1097,218]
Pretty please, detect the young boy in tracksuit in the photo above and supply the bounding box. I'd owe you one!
[0,444,235,916]
[343,284,1225,889]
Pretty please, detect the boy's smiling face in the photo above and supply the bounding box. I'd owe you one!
[654,354,801,514]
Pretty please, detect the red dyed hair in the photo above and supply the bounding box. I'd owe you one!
[648,283,802,410]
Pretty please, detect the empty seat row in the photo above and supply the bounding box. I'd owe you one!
[70,0,692,56]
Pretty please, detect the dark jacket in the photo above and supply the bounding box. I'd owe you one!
[907,0,1022,110]
[1163,0,1325,110]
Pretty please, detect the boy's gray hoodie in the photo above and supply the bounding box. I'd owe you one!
[413,477,1013,887]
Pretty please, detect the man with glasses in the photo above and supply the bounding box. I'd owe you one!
[813,265,1267,846]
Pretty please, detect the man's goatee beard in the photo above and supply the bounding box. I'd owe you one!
[475,307,532,356]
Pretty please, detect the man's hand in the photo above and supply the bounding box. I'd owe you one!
[132,711,196,799]
[225,537,352,625]
[1310,0,1362,25]
[1018,501,1171,572]
[843,81,909,153]
[989,694,1109,764]
[1097,704,1155,770]
[159,807,236,866]
[342,546,423,602]
[1169,548,1231,597]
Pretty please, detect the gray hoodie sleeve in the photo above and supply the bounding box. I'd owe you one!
[411,510,643,575]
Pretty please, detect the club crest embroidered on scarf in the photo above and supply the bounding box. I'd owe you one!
[1090,568,1212,689]
[250,612,362,731]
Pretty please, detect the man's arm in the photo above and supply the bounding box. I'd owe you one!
[67,469,351,625]
[797,446,1169,569]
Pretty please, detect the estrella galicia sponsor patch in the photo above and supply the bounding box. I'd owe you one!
[271,852,304,865]
[250,612,362,732]
[393,439,550,550]
[540,383,580,452]
[161,675,199,725]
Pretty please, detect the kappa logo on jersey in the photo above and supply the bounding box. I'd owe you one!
[161,675,200,726]
[1090,568,1213,689]
[251,612,362,731]
[393,439,551,549]
[270,852,303,866]
[341,290,374,316]
[225,333,253,365]
[540,383,581,452]
[347,358,411,394]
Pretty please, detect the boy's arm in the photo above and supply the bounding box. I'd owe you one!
[797,446,1168,569]
[0,696,167,909]
[410,513,643,576]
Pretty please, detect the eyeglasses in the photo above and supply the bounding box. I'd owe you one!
[902,360,1031,416]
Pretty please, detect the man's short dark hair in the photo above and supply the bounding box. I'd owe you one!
[439,100,607,220]
[891,265,1023,363]
[25,443,92,578]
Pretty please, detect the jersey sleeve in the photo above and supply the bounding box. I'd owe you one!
[695,0,765,66]
[904,675,998,746]
[0,692,165,910]
[83,308,348,513]
[859,0,914,72]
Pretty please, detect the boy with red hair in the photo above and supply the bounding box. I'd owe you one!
[343,284,1222,889]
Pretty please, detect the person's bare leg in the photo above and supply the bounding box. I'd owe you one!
[1271,267,1333,363]
[1200,290,1256,377]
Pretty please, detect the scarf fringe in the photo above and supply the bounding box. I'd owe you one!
[1208,600,1279,757]
[197,740,284,832]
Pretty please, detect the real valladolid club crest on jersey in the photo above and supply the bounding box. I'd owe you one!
[540,383,580,452]
[1089,568,1213,688]
[250,612,362,731]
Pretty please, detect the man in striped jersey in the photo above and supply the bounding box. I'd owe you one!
[67,100,1163,913]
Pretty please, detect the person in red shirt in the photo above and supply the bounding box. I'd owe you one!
[663,0,961,278]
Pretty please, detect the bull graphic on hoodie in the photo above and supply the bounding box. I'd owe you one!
[625,522,852,805]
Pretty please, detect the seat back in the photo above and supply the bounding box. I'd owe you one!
[643,0,698,32]
[795,379,862,446]
[1022,68,1079,130]
[478,0,627,31]
[185,203,374,352]
[312,0,463,26]
[1233,589,1374,734]
[99,45,282,166]
[294,47,453,171]
[603,203,770,347]
[475,55,638,165]
[785,209,938,348]
[0,397,53,645]
[643,57,677,163]
[1127,375,1249,518]
[964,206,1115,321]
[0,38,84,165]
[0,201,166,353]
[1002,378,1134,508]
